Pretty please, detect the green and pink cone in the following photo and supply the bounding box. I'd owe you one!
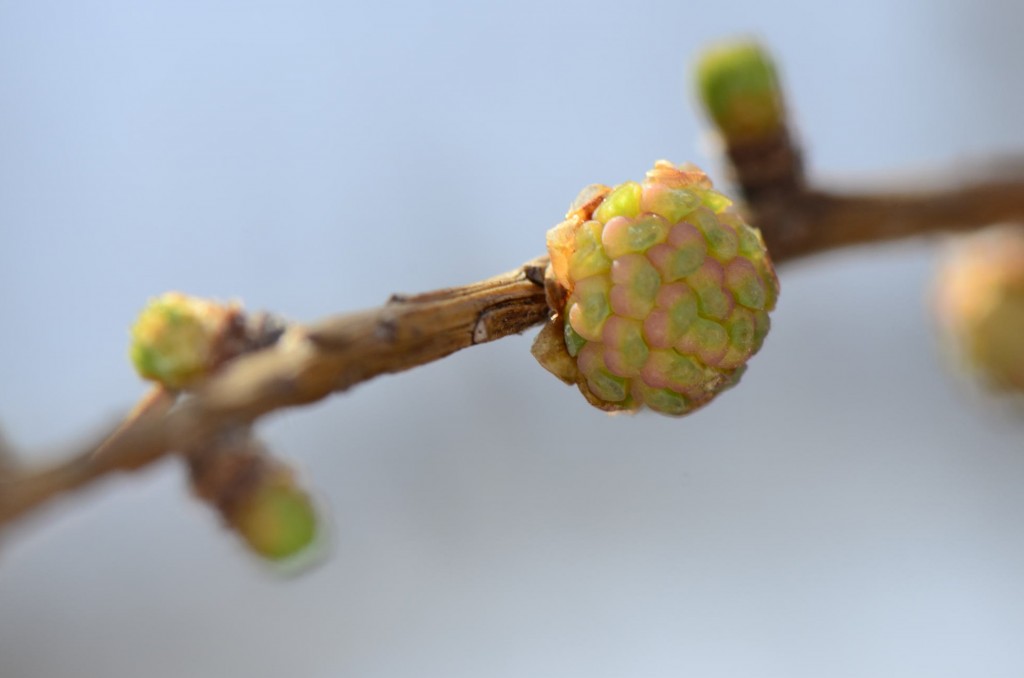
[535,160,778,415]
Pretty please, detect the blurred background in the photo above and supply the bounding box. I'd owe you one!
[3,1,1024,676]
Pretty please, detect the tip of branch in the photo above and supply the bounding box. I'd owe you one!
[694,39,786,146]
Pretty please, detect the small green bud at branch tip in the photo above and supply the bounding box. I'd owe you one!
[233,482,318,561]
[695,40,785,145]
[129,292,238,389]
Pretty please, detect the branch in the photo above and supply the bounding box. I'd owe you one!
[7,36,1024,534]
[0,427,14,476]
[789,176,1024,260]
[714,123,1024,261]
[3,163,1023,528]
[0,258,550,526]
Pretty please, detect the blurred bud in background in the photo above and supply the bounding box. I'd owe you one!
[934,224,1024,393]
[695,40,786,147]
[188,429,321,564]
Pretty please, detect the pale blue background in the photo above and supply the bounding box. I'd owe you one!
[3,1,1024,676]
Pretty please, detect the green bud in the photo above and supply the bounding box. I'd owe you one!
[129,292,236,389]
[233,479,318,561]
[695,40,785,145]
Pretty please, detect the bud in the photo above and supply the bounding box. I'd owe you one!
[129,292,241,389]
[695,40,785,146]
[232,475,318,562]
[535,160,778,415]
[934,224,1024,392]
[189,431,319,562]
